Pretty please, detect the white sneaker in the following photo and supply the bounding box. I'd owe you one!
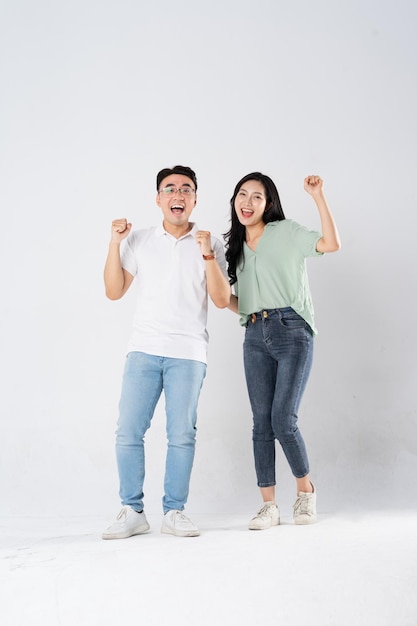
[293,483,317,525]
[161,510,200,537]
[102,505,150,539]
[248,501,280,530]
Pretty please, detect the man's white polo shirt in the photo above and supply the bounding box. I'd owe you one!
[121,222,227,364]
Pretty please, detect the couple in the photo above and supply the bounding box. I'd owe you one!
[102,164,340,539]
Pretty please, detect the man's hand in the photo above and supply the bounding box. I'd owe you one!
[195,230,213,256]
[111,218,132,244]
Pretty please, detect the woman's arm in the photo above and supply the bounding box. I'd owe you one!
[304,176,341,253]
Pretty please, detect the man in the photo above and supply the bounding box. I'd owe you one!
[102,165,230,539]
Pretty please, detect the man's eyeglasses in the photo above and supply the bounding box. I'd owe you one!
[158,186,196,196]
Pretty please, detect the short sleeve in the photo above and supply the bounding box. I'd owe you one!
[212,237,228,278]
[120,233,138,276]
[289,220,324,257]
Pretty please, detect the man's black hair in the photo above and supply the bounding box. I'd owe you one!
[156,165,198,191]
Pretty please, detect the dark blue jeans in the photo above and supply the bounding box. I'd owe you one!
[243,307,314,486]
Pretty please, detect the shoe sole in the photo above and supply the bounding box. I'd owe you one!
[161,525,200,537]
[294,516,317,525]
[248,519,280,530]
[102,523,150,540]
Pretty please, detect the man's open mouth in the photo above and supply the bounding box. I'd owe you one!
[171,204,185,214]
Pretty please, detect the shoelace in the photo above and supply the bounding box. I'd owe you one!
[256,503,275,518]
[173,511,189,522]
[117,506,129,520]
[293,495,312,516]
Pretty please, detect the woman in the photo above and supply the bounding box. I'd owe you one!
[224,173,340,528]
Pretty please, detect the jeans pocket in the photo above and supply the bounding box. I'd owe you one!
[279,309,310,331]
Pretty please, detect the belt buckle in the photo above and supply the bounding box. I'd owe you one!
[251,313,257,324]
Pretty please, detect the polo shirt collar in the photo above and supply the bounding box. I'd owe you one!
[156,222,198,239]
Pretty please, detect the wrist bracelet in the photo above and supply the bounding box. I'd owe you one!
[203,253,216,260]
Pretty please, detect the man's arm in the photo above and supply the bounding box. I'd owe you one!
[204,256,231,308]
[195,230,231,308]
[104,218,135,300]
[228,294,239,314]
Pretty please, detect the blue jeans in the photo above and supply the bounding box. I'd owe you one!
[116,352,206,513]
[243,308,314,486]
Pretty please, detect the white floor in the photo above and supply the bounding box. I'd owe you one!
[1,511,417,626]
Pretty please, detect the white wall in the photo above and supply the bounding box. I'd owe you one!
[1,0,416,517]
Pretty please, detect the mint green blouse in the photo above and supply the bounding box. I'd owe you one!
[234,220,323,334]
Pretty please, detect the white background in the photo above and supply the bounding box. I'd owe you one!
[1,0,416,519]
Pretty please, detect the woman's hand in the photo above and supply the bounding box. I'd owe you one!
[304,175,323,197]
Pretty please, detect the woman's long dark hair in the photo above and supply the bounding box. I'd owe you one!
[223,172,286,285]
